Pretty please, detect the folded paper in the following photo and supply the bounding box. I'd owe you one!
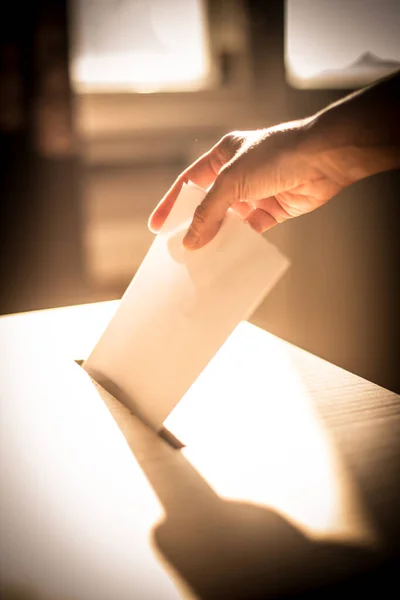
[84,182,290,431]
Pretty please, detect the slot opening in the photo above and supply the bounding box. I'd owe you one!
[74,359,184,450]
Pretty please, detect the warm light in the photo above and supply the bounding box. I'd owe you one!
[0,354,178,599]
[285,0,400,88]
[2,301,376,549]
[0,302,378,599]
[2,302,376,547]
[165,321,376,545]
[0,300,120,361]
[70,0,212,92]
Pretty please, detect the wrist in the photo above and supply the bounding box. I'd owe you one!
[300,107,400,186]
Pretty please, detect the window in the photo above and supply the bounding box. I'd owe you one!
[285,0,400,89]
[70,0,213,93]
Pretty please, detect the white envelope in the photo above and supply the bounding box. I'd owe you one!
[84,182,290,431]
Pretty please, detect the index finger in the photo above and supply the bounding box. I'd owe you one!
[148,151,221,233]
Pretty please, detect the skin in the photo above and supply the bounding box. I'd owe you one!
[148,72,400,249]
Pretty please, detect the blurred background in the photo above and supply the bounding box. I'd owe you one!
[0,0,399,392]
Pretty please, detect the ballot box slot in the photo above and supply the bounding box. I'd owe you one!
[74,359,184,450]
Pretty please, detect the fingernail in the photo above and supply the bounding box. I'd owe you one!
[183,227,200,249]
[244,218,262,233]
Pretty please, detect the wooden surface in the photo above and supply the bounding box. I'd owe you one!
[0,302,399,599]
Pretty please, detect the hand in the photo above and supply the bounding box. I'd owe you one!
[148,119,355,249]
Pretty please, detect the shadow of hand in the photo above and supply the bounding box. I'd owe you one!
[100,384,378,600]
[154,494,375,599]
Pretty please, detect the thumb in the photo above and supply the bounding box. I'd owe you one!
[182,170,240,250]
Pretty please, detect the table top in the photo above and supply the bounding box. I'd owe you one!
[0,302,399,599]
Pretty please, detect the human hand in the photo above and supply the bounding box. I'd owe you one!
[148,119,354,249]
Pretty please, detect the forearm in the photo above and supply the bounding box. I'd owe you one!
[303,71,400,182]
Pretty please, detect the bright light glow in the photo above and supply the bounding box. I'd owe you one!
[0,352,180,599]
[70,0,212,92]
[165,322,376,545]
[2,302,376,548]
[285,0,400,88]
[0,300,120,361]
[0,302,378,598]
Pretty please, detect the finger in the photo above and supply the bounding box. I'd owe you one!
[182,173,239,249]
[245,208,279,233]
[231,200,253,220]
[253,195,293,221]
[148,131,243,233]
[148,153,218,233]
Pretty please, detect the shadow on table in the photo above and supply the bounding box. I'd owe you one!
[103,399,381,600]
[149,460,378,599]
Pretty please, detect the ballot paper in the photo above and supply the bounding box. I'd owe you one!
[84,182,290,431]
